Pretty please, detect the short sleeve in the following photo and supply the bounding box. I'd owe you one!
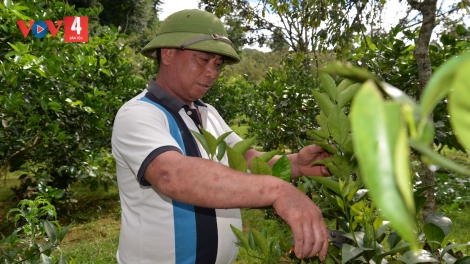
[111,95,183,185]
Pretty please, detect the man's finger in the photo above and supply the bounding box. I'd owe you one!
[318,221,329,261]
[301,221,316,258]
[307,220,326,258]
[292,227,304,259]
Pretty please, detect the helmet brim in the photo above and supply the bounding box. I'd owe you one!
[141,32,241,65]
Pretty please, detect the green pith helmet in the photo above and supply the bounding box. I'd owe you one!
[141,9,240,64]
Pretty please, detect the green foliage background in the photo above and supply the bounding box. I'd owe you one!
[0,0,153,197]
[1,0,470,263]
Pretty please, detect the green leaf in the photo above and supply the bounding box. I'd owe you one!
[393,109,415,214]
[309,176,341,195]
[230,225,250,250]
[441,243,470,258]
[47,101,62,109]
[448,55,470,152]
[423,223,445,252]
[251,229,269,256]
[315,112,329,136]
[382,82,418,109]
[201,128,218,156]
[40,253,53,264]
[227,146,248,172]
[100,68,111,76]
[191,130,210,157]
[272,155,291,182]
[59,224,72,241]
[336,196,344,210]
[258,150,281,163]
[215,131,233,147]
[420,52,470,120]
[398,250,438,264]
[313,141,336,154]
[455,256,470,264]
[307,129,329,141]
[321,155,350,179]
[319,73,337,101]
[44,220,58,243]
[35,68,47,77]
[8,42,20,52]
[232,137,256,155]
[372,214,384,233]
[414,186,433,196]
[415,195,427,214]
[321,61,375,83]
[387,232,402,249]
[377,242,410,264]
[326,163,343,178]
[216,141,227,161]
[425,212,452,236]
[83,106,95,113]
[350,80,419,250]
[455,24,467,36]
[49,107,63,113]
[250,157,272,175]
[48,101,63,113]
[341,244,364,263]
[58,255,67,264]
[441,34,456,46]
[312,91,334,117]
[336,79,355,94]
[328,105,349,146]
[99,57,107,66]
[409,139,470,176]
[338,83,360,108]
[66,98,83,107]
[248,231,256,250]
[311,157,333,166]
[418,119,435,146]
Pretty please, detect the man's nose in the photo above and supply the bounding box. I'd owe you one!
[205,63,220,79]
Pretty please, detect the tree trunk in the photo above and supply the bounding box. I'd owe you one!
[407,0,437,221]
[420,162,436,220]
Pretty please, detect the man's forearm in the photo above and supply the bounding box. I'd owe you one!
[144,150,294,209]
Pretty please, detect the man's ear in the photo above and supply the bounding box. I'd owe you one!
[160,48,176,66]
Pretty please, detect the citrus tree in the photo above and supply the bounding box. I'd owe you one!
[195,52,470,263]
[0,0,146,199]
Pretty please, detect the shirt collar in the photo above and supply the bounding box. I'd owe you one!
[146,78,207,113]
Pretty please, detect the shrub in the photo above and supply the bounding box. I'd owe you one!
[0,0,146,199]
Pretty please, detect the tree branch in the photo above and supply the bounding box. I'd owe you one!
[2,135,41,185]
[407,0,423,11]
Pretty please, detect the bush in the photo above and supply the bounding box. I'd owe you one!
[246,53,320,152]
[0,0,146,200]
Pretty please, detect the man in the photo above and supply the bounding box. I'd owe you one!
[112,9,331,264]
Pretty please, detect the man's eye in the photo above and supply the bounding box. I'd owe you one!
[196,55,210,62]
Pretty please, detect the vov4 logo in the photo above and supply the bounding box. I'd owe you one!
[16,16,88,42]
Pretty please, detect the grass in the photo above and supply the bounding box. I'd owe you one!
[59,218,120,263]
[51,183,121,263]
[441,207,470,255]
[230,116,250,139]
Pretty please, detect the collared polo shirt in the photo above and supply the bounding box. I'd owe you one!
[112,79,243,264]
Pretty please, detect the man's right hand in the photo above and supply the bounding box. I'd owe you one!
[272,184,328,261]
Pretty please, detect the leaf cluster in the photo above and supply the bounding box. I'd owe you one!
[1,196,71,263]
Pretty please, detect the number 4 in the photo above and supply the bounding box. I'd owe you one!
[71,17,82,35]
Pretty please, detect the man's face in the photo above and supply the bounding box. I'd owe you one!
[162,49,225,105]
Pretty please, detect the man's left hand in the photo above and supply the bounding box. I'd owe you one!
[292,145,332,178]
